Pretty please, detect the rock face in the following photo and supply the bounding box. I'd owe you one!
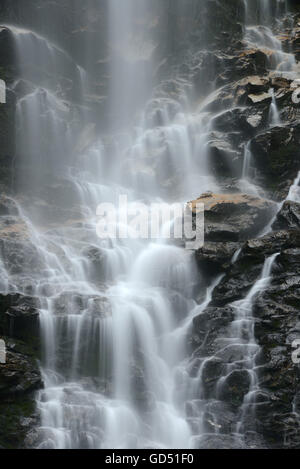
[273,201,300,230]
[251,124,300,200]
[187,8,300,447]
[191,226,300,448]
[0,338,42,449]
[192,192,277,283]
[0,197,42,447]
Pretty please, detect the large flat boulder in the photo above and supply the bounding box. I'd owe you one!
[189,192,277,243]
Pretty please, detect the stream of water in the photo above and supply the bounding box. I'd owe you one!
[1,0,298,449]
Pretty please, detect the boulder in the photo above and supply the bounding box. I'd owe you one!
[219,369,251,406]
[217,49,268,86]
[189,192,276,242]
[0,294,40,347]
[239,76,270,94]
[212,106,268,137]
[273,200,300,230]
[251,123,300,200]
[247,92,272,105]
[196,241,240,274]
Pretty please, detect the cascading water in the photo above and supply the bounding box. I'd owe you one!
[230,253,280,436]
[3,3,208,450]
[1,0,299,450]
[244,0,296,72]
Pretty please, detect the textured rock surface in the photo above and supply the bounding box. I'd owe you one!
[0,338,42,449]
[251,124,300,200]
[190,192,276,242]
[273,201,300,230]
[191,228,300,448]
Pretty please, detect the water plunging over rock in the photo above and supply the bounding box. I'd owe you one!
[0,0,300,449]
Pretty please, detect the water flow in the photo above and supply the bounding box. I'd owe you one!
[1,0,296,450]
[269,87,281,125]
[244,0,295,72]
[3,3,218,450]
[242,141,252,179]
[232,253,280,435]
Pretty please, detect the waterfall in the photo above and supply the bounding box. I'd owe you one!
[232,253,280,435]
[242,142,252,179]
[244,0,296,73]
[0,0,298,450]
[269,88,281,125]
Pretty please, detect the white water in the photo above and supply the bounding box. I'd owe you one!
[244,0,295,73]
[231,253,280,435]
[269,87,281,125]
[4,8,210,449]
[1,0,297,449]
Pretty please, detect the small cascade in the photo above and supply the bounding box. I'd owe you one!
[186,252,279,447]
[4,25,85,96]
[287,171,300,203]
[242,141,252,179]
[269,88,281,125]
[232,253,280,436]
[4,4,219,449]
[16,89,73,182]
[244,1,296,73]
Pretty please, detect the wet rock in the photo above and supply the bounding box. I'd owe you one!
[244,229,300,258]
[247,92,272,105]
[212,106,267,137]
[239,76,270,95]
[273,200,300,230]
[206,135,243,178]
[0,195,19,216]
[217,49,268,86]
[0,294,40,346]
[193,433,246,449]
[201,400,236,434]
[0,27,15,67]
[251,123,300,200]
[144,97,182,128]
[53,291,111,318]
[191,0,245,49]
[196,241,240,275]
[82,245,107,283]
[192,225,300,447]
[0,337,42,448]
[201,357,225,396]
[189,192,276,242]
[0,215,45,277]
[0,343,41,396]
[219,369,251,406]
[0,87,16,185]
[192,306,235,351]
[271,76,292,90]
